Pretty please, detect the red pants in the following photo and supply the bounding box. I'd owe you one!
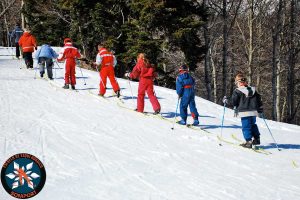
[65,59,76,85]
[137,78,161,112]
[99,66,120,95]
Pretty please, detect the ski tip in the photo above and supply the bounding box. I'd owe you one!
[218,143,222,146]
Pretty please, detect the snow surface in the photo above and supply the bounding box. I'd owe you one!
[0,47,300,200]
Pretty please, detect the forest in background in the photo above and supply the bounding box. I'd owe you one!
[1,0,299,125]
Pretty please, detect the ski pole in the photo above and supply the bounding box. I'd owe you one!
[171,97,180,130]
[219,103,226,146]
[261,113,281,151]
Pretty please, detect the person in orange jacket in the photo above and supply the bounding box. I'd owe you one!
[94,43,120,97]
[126,53,161,114]
[57,38,81,90]
[18,29,37,68]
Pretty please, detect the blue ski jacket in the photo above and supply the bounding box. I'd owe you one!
[176,72,195,98]
[35,44,58,60]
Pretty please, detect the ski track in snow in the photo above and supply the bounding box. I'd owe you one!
[0,52,300,200]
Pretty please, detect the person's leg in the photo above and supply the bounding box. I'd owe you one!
[39,57,45,77]
[15,43,20,58]
[28,52,33,68]
[189,96,199,125]
[99,67,108,95]
[179,95,189,124]
[70,63,76,86]
[23,52,30,68]
[251,116,261,144]
[137,79,146,112]
[241,117,252,141]
[46,58,53,79]
[145,79,161,113]
[65,61,71,85]
[107,67,120,93]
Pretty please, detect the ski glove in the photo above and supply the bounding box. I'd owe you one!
[222,96,228,105]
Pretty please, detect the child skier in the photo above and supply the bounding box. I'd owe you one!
[94,43,120,97]
[18,29,37,68]
[126,53,161,114]
[176,64,199,126]
[35,43,58,80]
[223,73,264,148]
[57,38,81,90]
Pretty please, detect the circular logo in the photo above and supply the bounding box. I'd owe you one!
[1,153,46,199]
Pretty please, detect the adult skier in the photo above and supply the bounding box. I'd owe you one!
[18,29,37,68]
[10,23,24,59]
[35,43,58,80]
[176,64,199,126]
[57,38,81,90]
[126,53,161,114]
[94,43,120,97]
[223,73,264,148]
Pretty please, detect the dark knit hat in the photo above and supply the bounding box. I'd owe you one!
[179,64,189,72]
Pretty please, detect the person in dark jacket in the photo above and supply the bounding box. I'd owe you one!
[10,23,24,59]
[176,64,199,126]
[223,73,263,148]
[35,43,58,79]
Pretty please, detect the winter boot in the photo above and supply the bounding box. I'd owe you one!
[252,136,261,145]
[240,140,252,148]
[40,73,44,78]
[115,90,120,98]
[177,119,186,125]
[192,119,199,126]
[63,84,69,89]
[98,93,104,97]
[71,85,75,90]
[154,109,160,115]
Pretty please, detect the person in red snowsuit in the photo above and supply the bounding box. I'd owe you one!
[57,38,81,90]
[18,29,37,68]
[95,44,120,97]
[127,53,161,114]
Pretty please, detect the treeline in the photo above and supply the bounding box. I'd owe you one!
[1,0,300,125]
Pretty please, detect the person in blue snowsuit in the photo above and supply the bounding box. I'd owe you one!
[176,64,199,126]
[35,44,58,80]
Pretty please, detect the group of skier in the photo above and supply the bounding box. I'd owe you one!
[11,23,264,149]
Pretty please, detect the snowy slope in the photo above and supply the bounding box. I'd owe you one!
[0,49,300,200]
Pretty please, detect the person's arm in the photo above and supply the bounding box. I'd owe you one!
[129,62,142,79]
[57,48,65,62]
[176,77,184,97]
[95,54,102,66]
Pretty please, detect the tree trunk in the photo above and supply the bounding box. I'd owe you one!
[271,0,283,121]
[203,20,212,100]
[210,47,217,103]
[222,0,228,98]
[287,0,296,123]
[247,0,254,85]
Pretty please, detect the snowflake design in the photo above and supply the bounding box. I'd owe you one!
[5,162,40,190]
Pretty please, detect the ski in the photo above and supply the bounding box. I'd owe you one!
[217,135,271,155]
[230,134,272,155]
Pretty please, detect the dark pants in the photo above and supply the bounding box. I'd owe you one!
[23,52,33,68]
[15,43,20,58]
[39,57,54,79]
